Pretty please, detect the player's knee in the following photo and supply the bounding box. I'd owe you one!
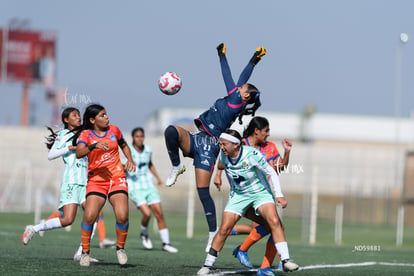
[164,125,179,139]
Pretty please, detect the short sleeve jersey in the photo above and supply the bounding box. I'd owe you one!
[218,145,274,196]
[243,138,280,164]
[126,145,154,190]
[78,125,126,182]
[52,129,88,185]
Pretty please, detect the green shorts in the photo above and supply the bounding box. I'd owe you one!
[58,183,86,209]
[129,185,160,207]
[224,189,275,217]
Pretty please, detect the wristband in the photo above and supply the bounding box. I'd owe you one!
[88,143,97,151]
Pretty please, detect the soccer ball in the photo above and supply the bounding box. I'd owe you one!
[158,72,182,95]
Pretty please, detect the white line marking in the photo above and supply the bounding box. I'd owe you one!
[207,261,414,275]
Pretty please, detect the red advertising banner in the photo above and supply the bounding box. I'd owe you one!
[3,29,56,87]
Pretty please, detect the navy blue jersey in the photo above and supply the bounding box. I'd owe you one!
[195,56,256,139]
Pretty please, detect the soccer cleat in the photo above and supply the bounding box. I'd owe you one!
[165,164,186,187]
[39,220,45,237]
[255,47,267,58]
[141,234,153,249]
[250,46,267,65]
[21,225,36,245]
[282,259,299,272]
[99,238,116,248]
[216,43,226,57]
[257,267,275,276]
[197,266,212,275]
[162,243,178,253]
[116,248,128,265]
[79,252,90,267]
[232,246,253,269]
[74,251,99,263]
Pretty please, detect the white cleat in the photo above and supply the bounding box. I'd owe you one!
[116,248,128,265]
[141,234,153,249]
[21,225,36,245]
[79,252,90,267]
[165,165,186,187]
[282,259,299,272]
[74,251,99,263]
[162,243,178,253]
[197,266,212,275]
[99,238,116,248]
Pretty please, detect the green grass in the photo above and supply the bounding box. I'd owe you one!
[1,212,413,275]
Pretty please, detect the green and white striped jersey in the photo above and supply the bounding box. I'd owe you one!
[126,145,154,190]
[219,145,283,197]
[51,129,88,186]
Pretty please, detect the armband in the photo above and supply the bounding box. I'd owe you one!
[88,143,97,151]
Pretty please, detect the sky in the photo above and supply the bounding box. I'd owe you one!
[0,0,414,131]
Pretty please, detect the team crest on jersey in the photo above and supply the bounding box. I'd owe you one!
[110,134,116,141]
[242,161,249,169]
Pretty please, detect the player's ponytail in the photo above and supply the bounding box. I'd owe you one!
[45,107,80,150]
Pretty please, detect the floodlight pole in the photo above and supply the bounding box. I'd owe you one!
[21,82,29,126]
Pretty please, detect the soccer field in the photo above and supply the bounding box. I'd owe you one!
[1,212,413,275]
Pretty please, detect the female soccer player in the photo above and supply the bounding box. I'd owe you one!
[214,116,292,275]
[164,43,265,252]
[75,104,136,267]
[21,107,110,261]
[126,127,178,253]
[197,129,298,275]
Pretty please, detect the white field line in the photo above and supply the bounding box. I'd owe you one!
[207,261,414,275]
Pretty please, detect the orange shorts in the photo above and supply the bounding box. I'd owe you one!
[86,177,128,198]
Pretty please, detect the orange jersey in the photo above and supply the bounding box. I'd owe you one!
[242,138,280,163]
[78,125,126,182]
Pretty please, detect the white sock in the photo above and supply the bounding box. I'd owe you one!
[141,225,148,236]
[204,253,217,267]
[275,241,290,261]
[208,229,218,241]
[159,228,170,244]
[173,163,183,170]
[90,222,97,241]
[74,243,82,256]
[33,217,62,232]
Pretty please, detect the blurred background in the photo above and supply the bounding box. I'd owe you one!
[1,0,413,247]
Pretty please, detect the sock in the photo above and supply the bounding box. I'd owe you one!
[197,187,216,232]
[90,222,97,241]
[239,225,268,251]
[261,235,278,269]
[75,242,82,256]
[81,220,94,253]
[46,210,61,220]
[140,224,148,236]
[115,221,129,249]
[164,125,181,166]
[275,241,290,261]
[204,248,218,267]
[97,215,106,242]
[159,228,170,245]
[33,217,62,232]
[230,228,239,235]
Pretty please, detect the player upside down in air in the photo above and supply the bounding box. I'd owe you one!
[164,42,265,252]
